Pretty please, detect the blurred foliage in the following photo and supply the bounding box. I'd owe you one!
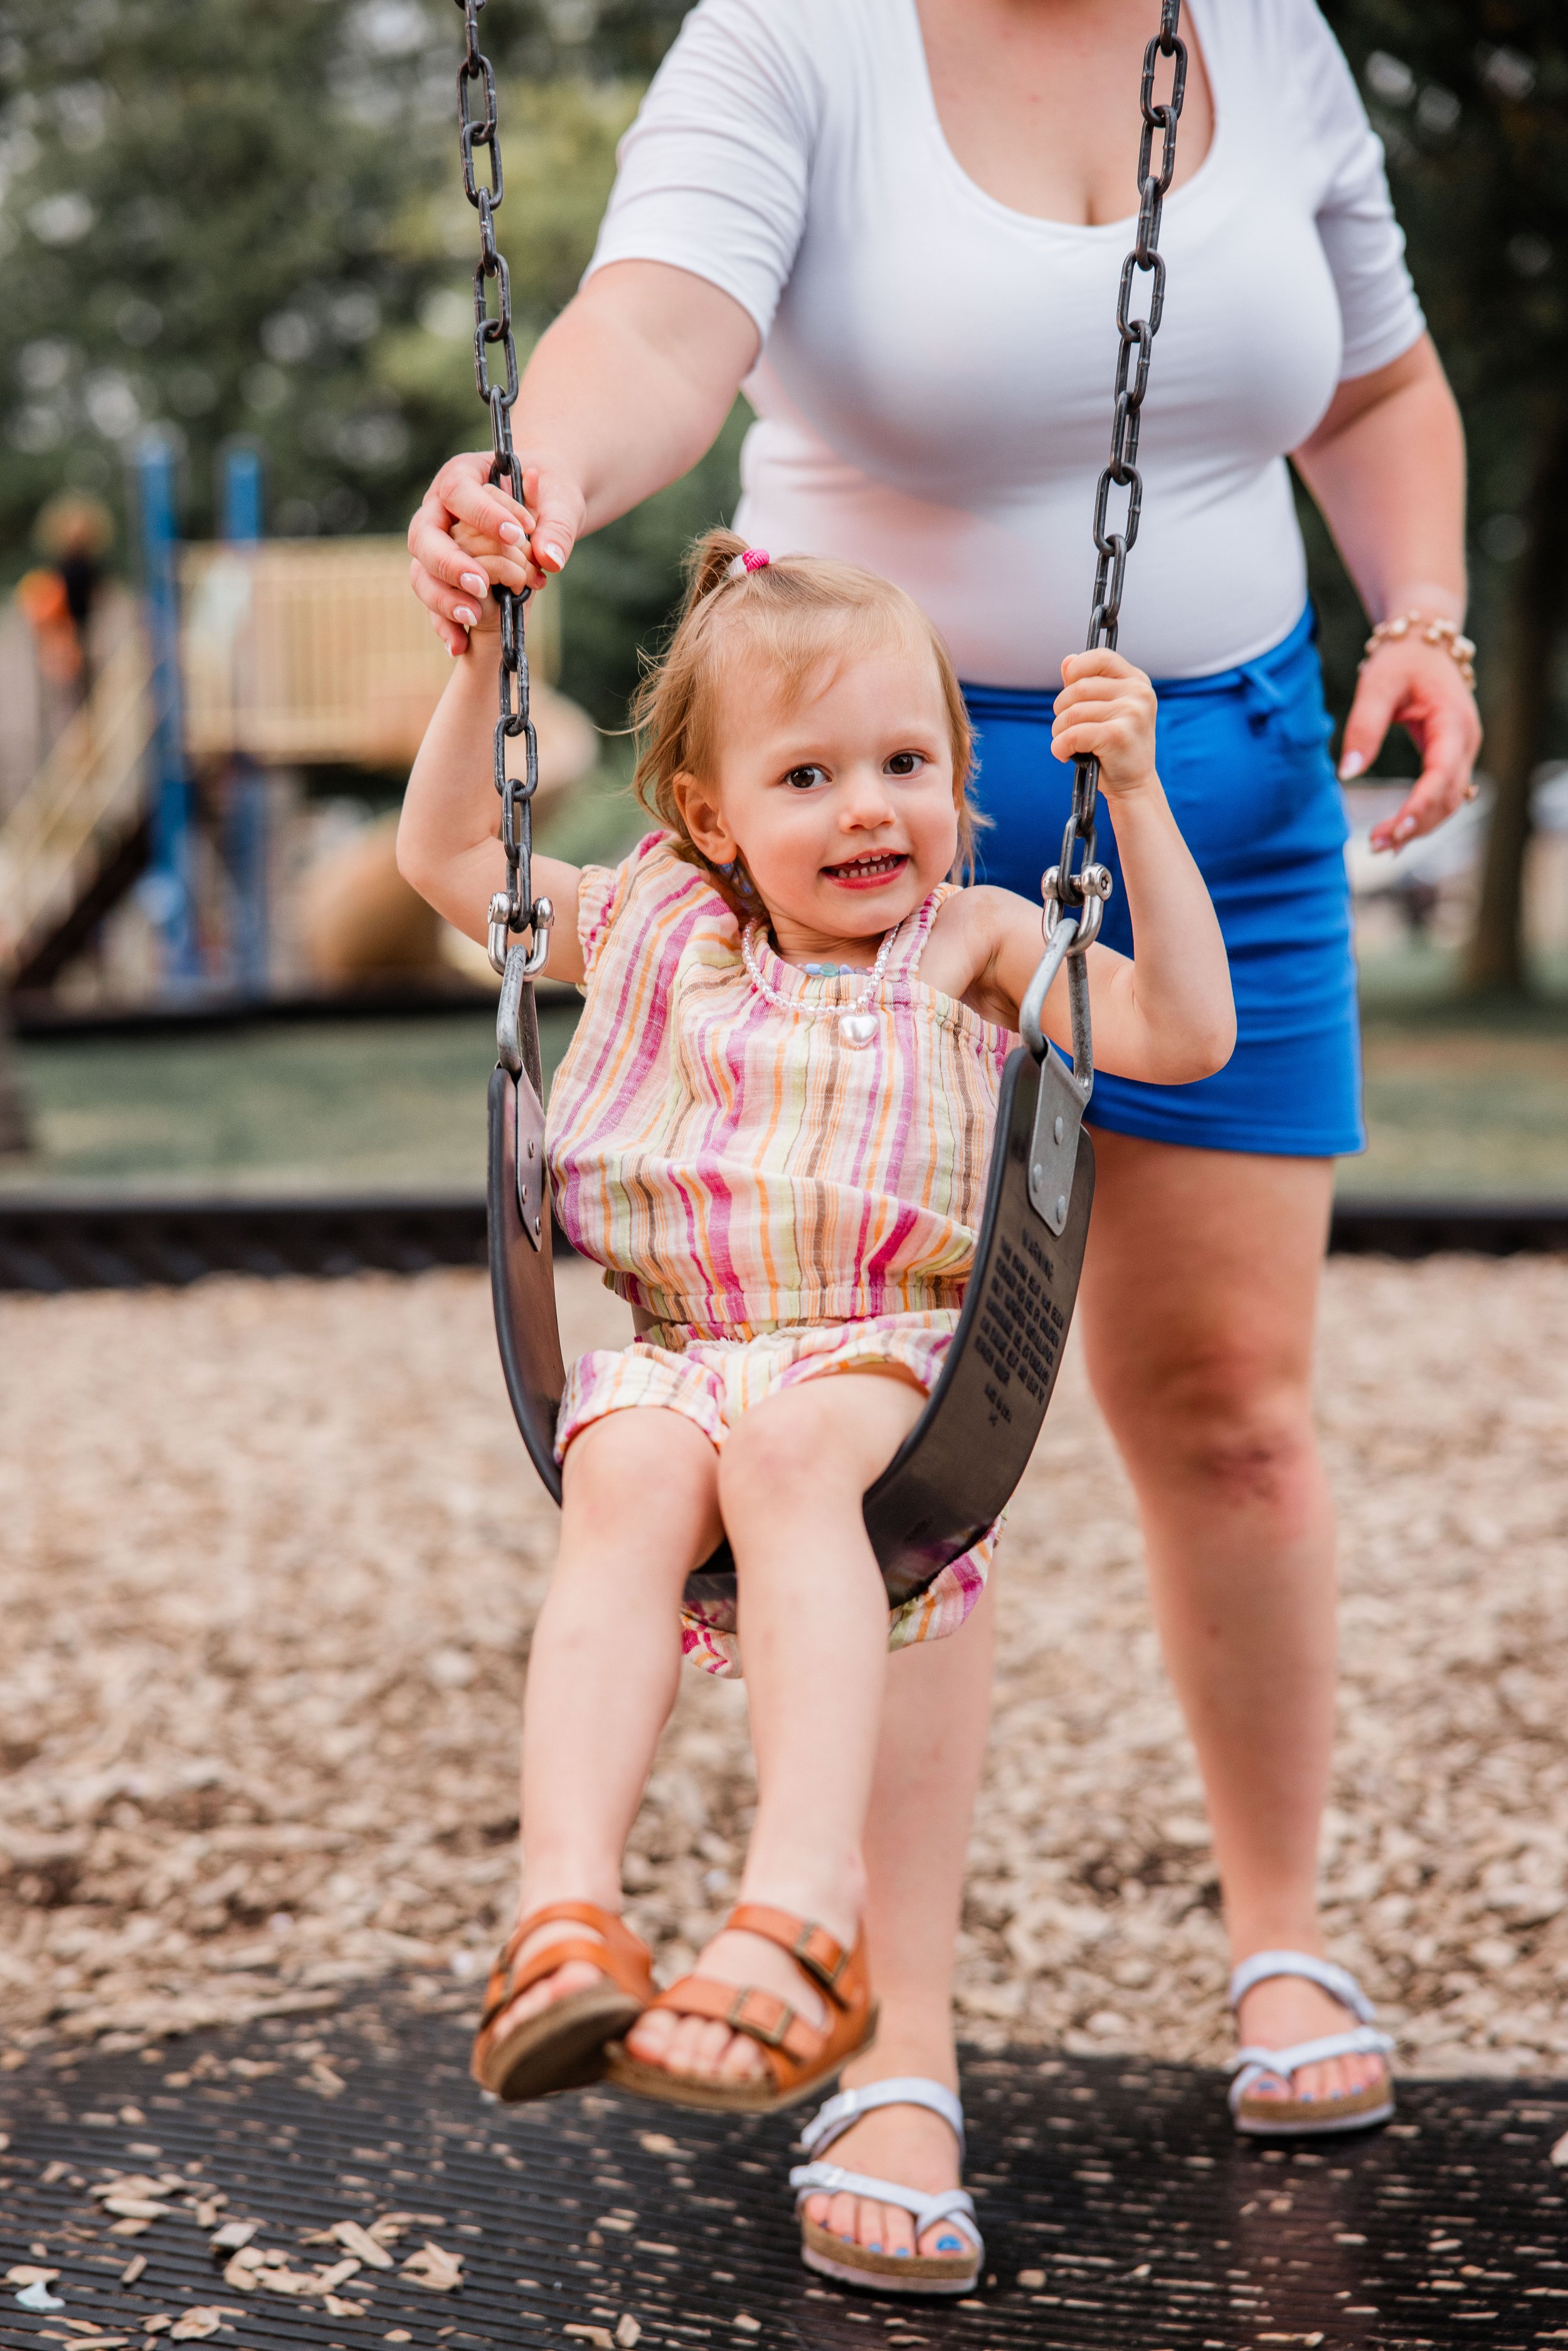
[1318,3,1568,984]
[1313,6,1568,731]
[0,0,730,728]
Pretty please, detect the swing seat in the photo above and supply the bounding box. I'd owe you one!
[487,983,1093,1612]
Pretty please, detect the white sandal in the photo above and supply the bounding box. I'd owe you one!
[790,2075,984,2296]
[1228,1949,1396,2137]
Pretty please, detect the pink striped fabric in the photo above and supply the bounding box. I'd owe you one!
[545,834,1015,1674]
[549,833,1012,1329]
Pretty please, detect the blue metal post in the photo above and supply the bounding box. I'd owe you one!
[220,439,270,995]
[134,430,199,985]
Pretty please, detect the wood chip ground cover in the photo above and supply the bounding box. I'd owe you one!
[3,1260,1567,2074]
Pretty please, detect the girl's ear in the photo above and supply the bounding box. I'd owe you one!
[672,769,736,866]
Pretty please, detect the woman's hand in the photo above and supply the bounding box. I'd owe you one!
[1050,649,1159,797]
[408,455,586,655]
[1337,632,1483,853]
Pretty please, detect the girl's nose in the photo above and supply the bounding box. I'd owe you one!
[840,768,894,827]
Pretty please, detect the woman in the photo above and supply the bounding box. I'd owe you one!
[409,0,1479,2281]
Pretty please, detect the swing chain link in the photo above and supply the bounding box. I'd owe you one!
[455,0,553,978]
[1045,0,1186,954]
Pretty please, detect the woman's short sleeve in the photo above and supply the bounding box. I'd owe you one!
[1293,1,1426,380]
[583,0,822,344]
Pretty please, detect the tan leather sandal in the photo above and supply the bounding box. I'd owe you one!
[470,1901,655,2104]
[604,1902,877,2115]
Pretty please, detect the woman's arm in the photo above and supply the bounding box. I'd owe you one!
[953,653,1236,1084]
[1291,333,1481,851]
[408,262,760,653]
[396,634,586,983]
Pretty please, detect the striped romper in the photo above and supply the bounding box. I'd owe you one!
[549,833,1013,1677]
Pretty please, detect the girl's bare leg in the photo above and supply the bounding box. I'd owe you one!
[804,1576,996,2257]
[484,1406,723,2039]
[1081,1132,1387,2105]
[624,1371,923,2084]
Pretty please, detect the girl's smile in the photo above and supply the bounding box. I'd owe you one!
[822,849,912,889]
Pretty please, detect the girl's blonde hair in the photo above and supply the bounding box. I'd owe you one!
[632,529,977,913]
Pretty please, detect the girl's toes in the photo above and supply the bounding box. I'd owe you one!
[625,2006,678,2064]
[718,2028,766,2082]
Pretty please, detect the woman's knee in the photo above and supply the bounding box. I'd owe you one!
[1099,1345,1319,1515]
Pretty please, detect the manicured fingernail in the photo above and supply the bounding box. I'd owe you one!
[1338,750,1366,780]
[538,541,564,568]
[460,571,487,596]
[1394,816,1416,841]
[453,604,479,627]
[499,520,524,543]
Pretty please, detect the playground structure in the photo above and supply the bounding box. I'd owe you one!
[0,437,590,1000]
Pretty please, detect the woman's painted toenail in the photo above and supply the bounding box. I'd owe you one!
[936,2235,963,2251]
[867,2243,882,2254]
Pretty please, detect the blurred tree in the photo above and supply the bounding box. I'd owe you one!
[0,0,731,731]
[1319,3,1568,992]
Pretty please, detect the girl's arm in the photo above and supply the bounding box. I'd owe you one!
[396,629,586,984]
[950,651,1236,1084]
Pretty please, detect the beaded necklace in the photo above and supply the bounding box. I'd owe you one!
[740,917,904,1050]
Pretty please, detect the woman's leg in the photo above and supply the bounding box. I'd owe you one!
[623,1371,923,2084]
[486,1406,723,2037]
[1079,1130,1385,2103]
[803,1576,996,2259]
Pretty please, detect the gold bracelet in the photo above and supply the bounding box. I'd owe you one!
[1360,610,1476,692]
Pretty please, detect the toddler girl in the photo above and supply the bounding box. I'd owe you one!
[397,531,1233,2130]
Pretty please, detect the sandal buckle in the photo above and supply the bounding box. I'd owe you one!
[728,1987,795,2047]
[792,1921,846,1988]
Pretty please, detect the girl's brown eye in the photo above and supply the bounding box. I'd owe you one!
[886,751,924,777]
[785,765,829,790]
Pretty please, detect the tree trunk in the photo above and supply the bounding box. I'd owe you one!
[1463,392,1568,994]
[0,993,33,1158]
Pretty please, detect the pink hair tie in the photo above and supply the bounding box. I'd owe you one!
[728,547,770,579]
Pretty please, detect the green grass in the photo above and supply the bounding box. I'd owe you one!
[6,966,1568,1201]
[0,1010,581,1199]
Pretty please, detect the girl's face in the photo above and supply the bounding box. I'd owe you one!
[674,636,961,958]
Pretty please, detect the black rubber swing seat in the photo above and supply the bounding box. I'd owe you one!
[487,958,1094,1615]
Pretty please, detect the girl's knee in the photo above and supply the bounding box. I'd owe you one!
[720,1374,920,1514]
[561,1407,721,1538]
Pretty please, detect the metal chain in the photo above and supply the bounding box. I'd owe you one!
[1045,0,1187,948]
[455,0,551,977]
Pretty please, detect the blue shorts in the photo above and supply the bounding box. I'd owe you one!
[963,605,1363,1159]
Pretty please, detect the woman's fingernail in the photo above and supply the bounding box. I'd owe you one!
[499,521,524,544]
[1338,749,1366,780]
[1394,816,1417,841]
[460,571,487,596]
[538,541,564,568]
[453,604,479,627]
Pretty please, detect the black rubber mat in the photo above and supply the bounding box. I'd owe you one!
[3,1985,1566,2349]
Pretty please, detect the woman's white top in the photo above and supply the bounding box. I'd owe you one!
[586,0,1423,686]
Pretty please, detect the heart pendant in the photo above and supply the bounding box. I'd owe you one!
[839,1010,879,1050]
